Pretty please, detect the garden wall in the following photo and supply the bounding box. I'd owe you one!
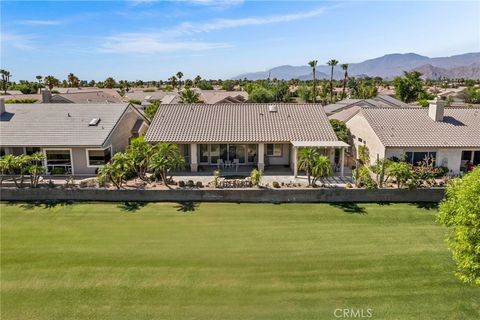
[0,188,445,203]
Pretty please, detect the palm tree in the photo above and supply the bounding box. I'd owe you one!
[1,155,20,187]
[1,69,11,94]
[176,72,184,90]
[169,76,177,89]
[311,155,333,186]
[341,64,349,99]
[308,60,318,103]
[179,89,201,103]
[194,75,202,87]
[297,147,320,186]
[67,73,79,88]
[149,143,185,189]
[44,75,59,90]
[327,59,339,103]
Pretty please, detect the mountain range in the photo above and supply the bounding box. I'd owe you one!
[232,53,480,80]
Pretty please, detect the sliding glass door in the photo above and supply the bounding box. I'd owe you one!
[199,144,256,165]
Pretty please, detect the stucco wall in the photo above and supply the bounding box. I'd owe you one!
[346,114,385,165]
[0,188,445,203]
[71,147,96,175]
[104,108,145,153]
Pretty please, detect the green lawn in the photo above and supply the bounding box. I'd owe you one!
[1,202,478,320]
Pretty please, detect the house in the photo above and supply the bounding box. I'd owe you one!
[198,90,248,104]
[0,100,149,175]
[145,103,349,176]
[346,97,480,174]
[41,90,123,104]
[323,95,411,116]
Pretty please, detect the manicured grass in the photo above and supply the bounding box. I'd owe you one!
[1,202,478,320]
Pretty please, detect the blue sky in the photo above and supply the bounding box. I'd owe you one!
[1,0,479,81]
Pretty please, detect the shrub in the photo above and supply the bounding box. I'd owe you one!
[355,166,377,189]
[4,98,38,103]
[178,180,186,188]
[128,99,142,105]
[187,180,194,187]
[50,167,66,175]
[143,89,156,92]
[250,168,263,187]
[387,162,414,188]
[272,181,280,188]
[346,182,353,188]
[196,181,203,188]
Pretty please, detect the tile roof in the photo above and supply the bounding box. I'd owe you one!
[145,103,339,143]
[52,91,123,104]
[328,106,361,122]
[1,103,132,147]
[199,90,248,104]
[360,107,480,148]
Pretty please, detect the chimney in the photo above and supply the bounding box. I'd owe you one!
[41,89,52,103]
[0,98,5,115]
[428,96,445,122]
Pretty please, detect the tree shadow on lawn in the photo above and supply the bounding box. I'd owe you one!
[5,200,74,210]
[329,202,367,215]
[410,202,439,210]
[175,201,199,213]
[117,201,147,213]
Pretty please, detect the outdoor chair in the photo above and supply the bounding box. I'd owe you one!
[217,159,224,169]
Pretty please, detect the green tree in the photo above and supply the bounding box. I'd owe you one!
[221,80,235,91]
[308,60,318,103]
[298,148,320,186]
[149,143,185,189]
[327,59,339,103]
[67,73,80,87]
[438,167,480,285]
[393,71,427,103]
[250,168,263,187]
[44,75,60,90]
[144,100,160,120]
[97,153,131,189]
[176,72,183,89]
[248,86,274,103]
[463,87,480,104]
[341,64,349,99]
[179,89,201,103]
[169,76,177,89]
[387,162,414,188]
[27,152,46,188]
[104,77,116,89]
[1,69,12,94]
[197,80,213,90]
[311,155,333,185]
[329,119,349,143]
[126,136,155,181]
[297,85,313,103]
[194,75,202,87]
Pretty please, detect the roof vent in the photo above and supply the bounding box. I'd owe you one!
[268,104,278,113]
[89,118,101,126]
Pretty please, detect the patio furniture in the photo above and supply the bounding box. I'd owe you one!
[233,159,239,172]
[225,160,232,168]
[217,159,224,169]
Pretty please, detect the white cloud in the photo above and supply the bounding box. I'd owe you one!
[98,7,325,54]
[19,19,63,26]
[100,34,230,54]
[1,32,36,50]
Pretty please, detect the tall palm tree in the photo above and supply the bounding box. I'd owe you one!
[308,60,318,103]
[311,155,333,186]
[297,147,319,186]
[169,76,177,89]
[176,72,184,90]
[327,59,339,103]
[1,69,11,94]
[341,64,349,99]
[194,75,202,87]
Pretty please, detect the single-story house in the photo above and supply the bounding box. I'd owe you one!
[346,97,480,174]
[323,95,411,116]
[145,103,349,176]
[0,100,149,175]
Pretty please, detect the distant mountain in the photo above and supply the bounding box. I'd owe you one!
[232,53,480,80]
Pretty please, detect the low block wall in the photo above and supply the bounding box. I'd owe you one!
[0,188,445,203]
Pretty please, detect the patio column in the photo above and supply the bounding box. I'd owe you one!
[340,147,345,177]
[258,143,265,171]
[190,143,198,172]
[293,146,298,178]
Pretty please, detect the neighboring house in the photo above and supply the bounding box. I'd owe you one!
[124,91,179,106]
[0,100,149,175]
[323,95,411,116]
[198,90,248,104]
[145,103,349,176]
[346,97,480,174]
[42,90,123,104]
[0,93,42,103]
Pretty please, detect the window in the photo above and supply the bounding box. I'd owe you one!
[199,144,209,163]
[87,148,111,166]
[405,151,437,166]
[45,150,72,174]
[26,147,41,155]
[461,150,480,169]
[12,147,24,156]
[247,144,257,163]
[0,147,5,157]
[266,144,282,157]
[358,138,363,143]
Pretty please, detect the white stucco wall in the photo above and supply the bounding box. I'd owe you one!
[267,144,290,165]
[346,114,386,165]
